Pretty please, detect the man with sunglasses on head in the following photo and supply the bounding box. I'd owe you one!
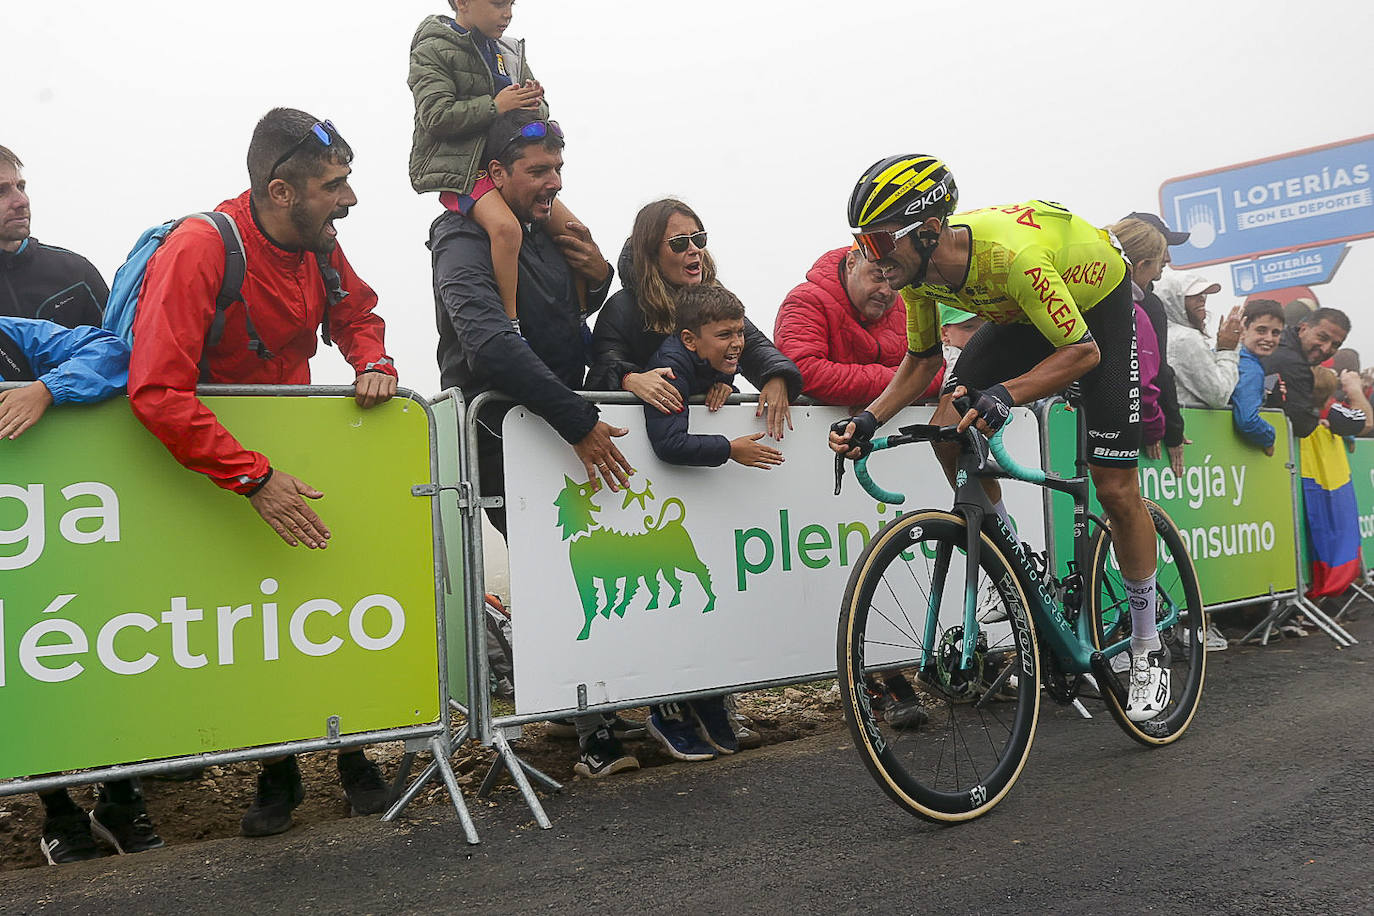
[430,109,641,776]
[828,155,1171,723]
[127,107,398,837]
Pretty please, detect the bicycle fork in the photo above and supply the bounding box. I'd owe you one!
[918,501,987,676]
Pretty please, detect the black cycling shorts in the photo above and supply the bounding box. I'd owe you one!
[943,275,1140,468]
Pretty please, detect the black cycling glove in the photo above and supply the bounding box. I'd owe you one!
[831,410,881,457]
[965,384,1013,433]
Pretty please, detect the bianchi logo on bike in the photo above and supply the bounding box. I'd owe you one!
[552,475,716,641]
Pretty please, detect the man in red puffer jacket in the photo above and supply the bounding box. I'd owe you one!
[128,107,398,840]
[775,245,943,411]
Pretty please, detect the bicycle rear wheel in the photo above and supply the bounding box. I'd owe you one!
[838,510,1040,822]
[1088,499,1206,746]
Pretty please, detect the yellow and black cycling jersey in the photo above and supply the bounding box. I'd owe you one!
[903,200,1127,354]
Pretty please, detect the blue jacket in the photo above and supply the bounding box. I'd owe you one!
[0,316,130,403]
[1230,346,1275,449]
[643,336,735,467]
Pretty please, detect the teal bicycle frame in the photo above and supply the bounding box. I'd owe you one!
[844,408,1184,703]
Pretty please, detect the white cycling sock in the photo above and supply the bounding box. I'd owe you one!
[1124,575,1160,656]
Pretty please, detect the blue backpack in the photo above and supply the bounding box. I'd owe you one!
[103,211,272,361]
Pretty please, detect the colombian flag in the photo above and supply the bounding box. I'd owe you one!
[1299,426,1362,597]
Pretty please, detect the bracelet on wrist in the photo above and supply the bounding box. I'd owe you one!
[244,468,274,498]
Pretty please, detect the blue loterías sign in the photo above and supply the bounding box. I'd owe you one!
[1229,243,1349,296]
[1159,135,1374,269]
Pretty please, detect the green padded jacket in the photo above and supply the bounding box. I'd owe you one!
[407,15,549,195]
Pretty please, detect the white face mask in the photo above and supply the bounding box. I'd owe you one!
[943,343,963,367]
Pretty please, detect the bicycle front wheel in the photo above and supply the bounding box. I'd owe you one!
[1088,499,1206,746]
[838,510,1041,823]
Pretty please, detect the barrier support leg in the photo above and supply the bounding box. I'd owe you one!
[1241,599,1284,646]
[1292,595,1357,647]
[383,726,479,845]
[1332,580,1374,622]
[477,731,554,830]
[388,752,416,806]
[431,734,480,845]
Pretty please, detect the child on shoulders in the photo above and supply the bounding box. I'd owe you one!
[409,0,584,332]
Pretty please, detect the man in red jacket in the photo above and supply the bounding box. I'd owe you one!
[774,245,943,412]
[127,108,398,838]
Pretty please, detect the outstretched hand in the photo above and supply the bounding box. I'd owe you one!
[573,420,633,492]
[730,432,784,469]
[249,469,330,549]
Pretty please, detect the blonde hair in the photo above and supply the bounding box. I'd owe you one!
[1108,218,1167,267]
[629,199,719,335]
[1312,366,1339,403]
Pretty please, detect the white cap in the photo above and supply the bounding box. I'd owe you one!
[1181,274,1221,297]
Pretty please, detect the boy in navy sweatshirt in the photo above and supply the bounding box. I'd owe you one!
[638,284,783,762]
[643,284,785,469]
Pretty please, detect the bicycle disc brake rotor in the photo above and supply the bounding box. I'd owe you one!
[935,626,989,703]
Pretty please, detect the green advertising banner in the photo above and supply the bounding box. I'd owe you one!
[0,396,440,780]
[1348,440,1374,564]
[1044,404,1298,606]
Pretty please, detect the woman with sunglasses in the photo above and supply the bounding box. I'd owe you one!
[587,198,800,440]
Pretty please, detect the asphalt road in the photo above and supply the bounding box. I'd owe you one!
[2,618,1371,915]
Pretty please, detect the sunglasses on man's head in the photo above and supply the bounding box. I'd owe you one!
[665,230,708,254]
[269,120,341,182]
[852,218,923,263]
[501,119,563,151]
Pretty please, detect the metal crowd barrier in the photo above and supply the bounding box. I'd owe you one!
[0,385,476,844]
[4,381,1362,845]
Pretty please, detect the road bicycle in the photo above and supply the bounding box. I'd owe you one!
[834,394,1205,822]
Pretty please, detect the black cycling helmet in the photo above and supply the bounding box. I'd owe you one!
[847,154,959,232]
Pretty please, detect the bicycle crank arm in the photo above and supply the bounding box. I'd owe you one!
[1088,651,1127,705]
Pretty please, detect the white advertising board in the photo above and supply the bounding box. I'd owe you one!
[503,403,1045,715]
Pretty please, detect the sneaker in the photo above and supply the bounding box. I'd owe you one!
[547,713,646,741]
[90,792,164,854]
[573,727,640,778]
[241,756,305,837]
[647,703,717,761]
[1204,622,1228,651]
[976,580,1008,624]
[688,697,739,755]
[605,712,647,740]
[1125,643,1171,723]
[883,695,929,730]
[337,751,390,816]
[732,719,764,749]
[725,694,756,729]
[39,812,109,865]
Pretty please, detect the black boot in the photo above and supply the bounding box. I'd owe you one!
[337,750,390,816]
[241,756,305,837]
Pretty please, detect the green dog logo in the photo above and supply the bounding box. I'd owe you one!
[553,476,716,640]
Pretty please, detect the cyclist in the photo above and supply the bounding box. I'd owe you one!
[828,154,1169,722]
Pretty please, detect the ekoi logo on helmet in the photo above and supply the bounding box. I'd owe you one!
[902,177,954,217]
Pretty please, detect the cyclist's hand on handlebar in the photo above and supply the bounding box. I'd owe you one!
[828,410,880,459]
[951,384,1012,435]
